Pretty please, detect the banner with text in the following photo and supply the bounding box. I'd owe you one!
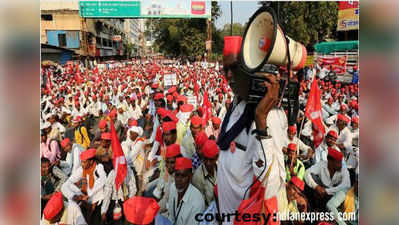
[317,56,347,74]
[337,1,359,31]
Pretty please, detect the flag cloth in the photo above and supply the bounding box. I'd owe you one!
[110,120,127,192]
[202,91,212,123]
[305,79,326,148]
[46,70,53,93]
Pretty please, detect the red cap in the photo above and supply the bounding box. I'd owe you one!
[288,125,297,134]
[176,95,187,103]
[166,144,181,158]
[175,157,192,170]
[61,138,71,148]
[98,119,108,129]
[202,140,219,158]
[287,143,297,152]
[211,117,221,125]
[180,104,194,113]
[101,132,112,140]
[290,176,304,191]
[166,95,173,102]
[162,121,176,132]
[352,116,359,124]
[151,83,159,89]
[328,147,343,161]
[337,114,350,124]
[168,86,176,94]
[109,109,117,119]
[223,36,242,56]
[43,192,64,221]
[166,111,179,123]
[191,116,202,126]
[123,196,160,225]
[157,107,168,118]
[327,130,338,139]
[80,148,97,161]
[154,93,164,101]
[340,104,347,112]
[195,131,208,147]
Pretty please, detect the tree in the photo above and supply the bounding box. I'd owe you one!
[257,1,338,50]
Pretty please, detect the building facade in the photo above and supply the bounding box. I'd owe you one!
[41,1,130,61]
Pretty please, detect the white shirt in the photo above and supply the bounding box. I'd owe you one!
[168,183,205,225]
[61,163,107,205]
[330,126,353,155]
[217,101,286,225]
[101,168,137,214]
[192,164,217,207]
[59,144,84,176]
[284,136,311,157]
[122,137,146,175]
[304,160,351,196]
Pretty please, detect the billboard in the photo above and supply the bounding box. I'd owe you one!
[80,0,211,18]
[337,1,359,31]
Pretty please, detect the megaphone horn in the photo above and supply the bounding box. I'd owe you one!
[240,7,307,72]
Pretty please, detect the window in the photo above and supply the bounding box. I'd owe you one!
[58,33,67,47]
[41,14,53,21]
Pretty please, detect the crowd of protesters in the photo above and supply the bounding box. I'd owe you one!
[40,56,358,225]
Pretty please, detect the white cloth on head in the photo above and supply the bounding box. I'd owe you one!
[128,126,143,137]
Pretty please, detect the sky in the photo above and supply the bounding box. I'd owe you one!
[215,1,260,29]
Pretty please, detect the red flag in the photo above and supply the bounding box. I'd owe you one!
[110,120,127,192]
[305,79,326,148]
[202,91,212,123]
[46,70,53,93]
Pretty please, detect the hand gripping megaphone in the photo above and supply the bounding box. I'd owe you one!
[223,6,307,104]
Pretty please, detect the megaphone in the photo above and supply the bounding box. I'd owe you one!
[223,6,307,104]
[240,6,307,72]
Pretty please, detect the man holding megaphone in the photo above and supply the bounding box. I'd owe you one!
[216,6,308,225]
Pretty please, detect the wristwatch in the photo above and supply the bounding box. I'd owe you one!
[251,128,271,140]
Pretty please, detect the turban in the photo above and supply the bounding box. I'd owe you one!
[128,126,143,137]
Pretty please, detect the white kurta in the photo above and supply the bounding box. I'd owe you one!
[304,160,351,195]
[59,144,84,176]
[61,164,107,205]
[168,183,205,225]
[217,102,287,225]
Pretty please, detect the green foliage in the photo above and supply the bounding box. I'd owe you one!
[262,1,338,50]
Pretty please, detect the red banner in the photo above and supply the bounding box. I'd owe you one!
[305,79,326,148]
[317,56,347,74]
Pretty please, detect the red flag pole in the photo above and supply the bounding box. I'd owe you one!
[110,120,127,192]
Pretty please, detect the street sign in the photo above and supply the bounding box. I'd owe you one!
[79,1,141,18]
[79,0,211,18]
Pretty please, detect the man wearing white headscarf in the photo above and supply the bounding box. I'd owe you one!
[121,126,146,178]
